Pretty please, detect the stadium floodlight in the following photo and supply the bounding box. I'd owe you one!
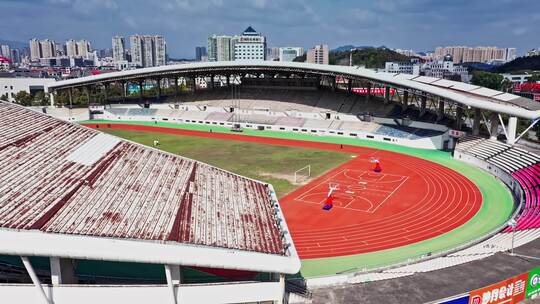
[508,219,517,255]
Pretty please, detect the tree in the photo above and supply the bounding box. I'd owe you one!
[500,78,512,92]
[33,91,49,106]
[528,72,540,83]
[471,71,504,90]
[0,93,8,102]
[13,91,33,106]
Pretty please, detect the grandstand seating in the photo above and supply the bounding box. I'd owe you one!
[0,102,285,255]
[174,87,398,117]
[455,136,540,232]
[102,106,445,141]
[511,164,540,230]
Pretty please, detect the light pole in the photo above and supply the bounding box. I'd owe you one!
[349,48,358,66]
[509,219,517,255]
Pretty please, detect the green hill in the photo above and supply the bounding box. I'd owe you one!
[294,47,413,69]
[494,55,540,73]
[331,47,412,68]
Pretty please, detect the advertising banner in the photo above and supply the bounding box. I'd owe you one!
[449,130,466,138]
[439,294,470,304]
[526,267,540,299]
[468,272,528,304]
[352,88,396,95]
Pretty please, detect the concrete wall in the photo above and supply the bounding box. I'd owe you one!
[0,78,56,102]
[0,281,282,304]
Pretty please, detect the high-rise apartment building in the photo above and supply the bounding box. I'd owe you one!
[153,35,166,67]
[195,46,207,61]
[278,47,304,62]
[208,35,232,61]
[306,44,329,65]
[29,38,41,60]
[76,40,91,58]
[40,39,55,59]
[142,36,154,67]
[129,34,166,68]
[66,39,78,57]
[267,47,280,61]
[130,35,144,67]
[1,45,11,60]
[112,36,126,63]
[435,46,516,63]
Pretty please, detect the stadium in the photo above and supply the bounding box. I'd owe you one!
[1,61,540,303]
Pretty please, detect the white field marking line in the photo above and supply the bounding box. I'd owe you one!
[296,192,377,213]
[295,169,409,212]
[293,168,347,202]
[368,175,410,213]
[292,157,436,235]
[343,169,410,184]
[344,197,374,210]
[344,184,396,194]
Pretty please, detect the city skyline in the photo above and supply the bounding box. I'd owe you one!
[2,0,540,58]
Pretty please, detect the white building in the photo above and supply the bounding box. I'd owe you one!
[505,48,517,62]
[527,49,540,57]
[142,36,154,67]
[306,44,329,65]
[129,35,167,68]
[0,77,56,102]
[76,40,91,59]
[502,73,533,84]
[153,35,166,66]
[423,55,471,83]
[384,61,421,75]
[40,39,55,59]
[208,27,266,62]
[231,26,266,61]
[1,45,11,60]
[66,39,78,57]
[112,36,126,63]
[130,35,144,67]
[278,47,304,62]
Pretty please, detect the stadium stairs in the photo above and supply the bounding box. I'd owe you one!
[455,136,540,232]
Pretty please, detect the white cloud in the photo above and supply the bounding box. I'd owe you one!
[513,27,528,36]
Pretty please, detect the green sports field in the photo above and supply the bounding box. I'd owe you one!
[85,120,515,278]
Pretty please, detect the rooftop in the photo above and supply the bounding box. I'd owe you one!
[0,102,298,272]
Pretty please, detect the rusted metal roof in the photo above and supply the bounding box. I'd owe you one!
[0,102,285,256]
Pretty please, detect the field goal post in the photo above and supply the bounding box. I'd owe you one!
[294,165,311,183]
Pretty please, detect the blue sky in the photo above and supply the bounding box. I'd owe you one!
[1,0,539,58]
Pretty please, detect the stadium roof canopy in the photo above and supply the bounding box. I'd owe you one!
[47,61,540,120]
[0,101,300,275]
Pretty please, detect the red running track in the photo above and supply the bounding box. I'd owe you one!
[85,124,483,260]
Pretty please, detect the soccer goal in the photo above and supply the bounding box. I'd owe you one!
[294,165,311,183]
